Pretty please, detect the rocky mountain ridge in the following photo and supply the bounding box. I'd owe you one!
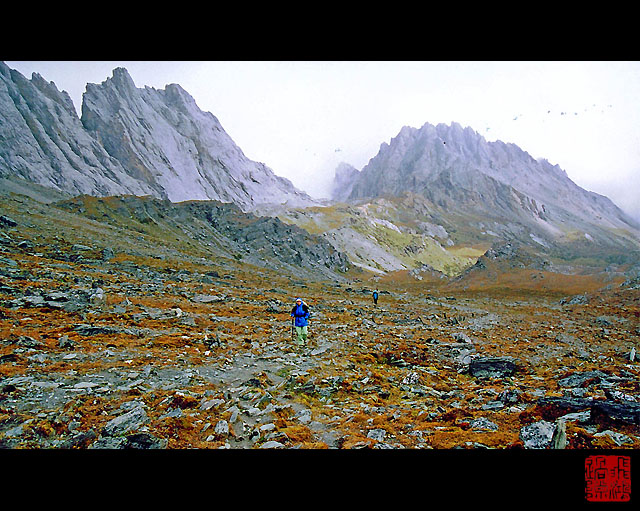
[53,193,350,279]
[0,62,315,212]
[2,61,638,279]
[343,122,637,227]
[331,122,640,251]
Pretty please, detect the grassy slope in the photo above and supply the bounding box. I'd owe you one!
[277,197,489,277]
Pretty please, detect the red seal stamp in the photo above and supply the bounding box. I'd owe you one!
[585,455,631,502]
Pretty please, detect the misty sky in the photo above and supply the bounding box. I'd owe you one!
[6,60,640,221]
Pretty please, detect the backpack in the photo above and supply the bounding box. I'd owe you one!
[291,302,309,315]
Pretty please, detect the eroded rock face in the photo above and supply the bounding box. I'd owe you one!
[330,162,360,203]
[0,63,156,199]
[331,121,640,252]
[0,62,316,212]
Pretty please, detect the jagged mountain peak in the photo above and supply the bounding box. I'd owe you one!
[162,82,199,109]
[81,66,316,208]
[29,72,77,117]
[330,120,640,257]
[0,62,315,212]
[106,66,137,92]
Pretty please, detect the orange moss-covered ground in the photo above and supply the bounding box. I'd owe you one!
[2,194,640,450]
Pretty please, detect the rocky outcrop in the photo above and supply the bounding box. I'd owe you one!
[53,193,350,278]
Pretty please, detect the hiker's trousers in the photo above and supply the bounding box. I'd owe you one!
[295,326,308,345]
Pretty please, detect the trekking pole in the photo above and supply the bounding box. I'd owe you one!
[291,317,295,344]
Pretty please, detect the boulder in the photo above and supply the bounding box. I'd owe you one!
[469,357,517,379]
[102,406,149,437]
[520,420,556,449]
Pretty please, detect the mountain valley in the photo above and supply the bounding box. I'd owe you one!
[1,183,640,452]
[1,62,640,456]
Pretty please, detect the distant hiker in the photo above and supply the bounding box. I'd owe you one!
[372,289,379,306]
[291,297,310,346]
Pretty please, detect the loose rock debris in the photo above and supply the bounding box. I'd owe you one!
[1,203,640,450]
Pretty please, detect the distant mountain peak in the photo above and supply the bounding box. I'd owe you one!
[331,162,360,202]
[330,121,640,252]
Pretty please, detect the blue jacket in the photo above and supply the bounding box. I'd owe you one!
[291,302,310,327]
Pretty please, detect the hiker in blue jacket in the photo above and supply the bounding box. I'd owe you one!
[291,297,310,346]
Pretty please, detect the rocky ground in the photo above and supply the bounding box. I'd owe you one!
[1,192,640,452]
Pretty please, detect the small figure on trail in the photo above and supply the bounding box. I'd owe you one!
[372,289,379,306]
[291,297,310,346]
